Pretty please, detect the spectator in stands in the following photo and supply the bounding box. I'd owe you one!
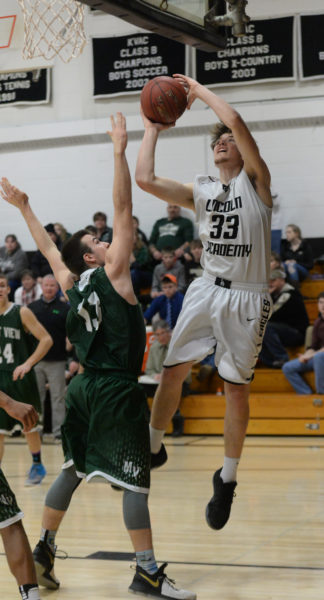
[183,239,203,288]
[151,247,186,297]
[93,211,113,243]
[14,269,42,306]
[29,275,70,440]
[144,274,184,330]
[282,292,324,394]
[0,234,28,297]
[139,320,186,436]
[130,230,153,296]
[259,269,309,368]
[31,224,61,282]
[270,251,282,271]
[133,215,148,246]
[54,222,71,243]
[149,204,194,262]
[280,223,314,285]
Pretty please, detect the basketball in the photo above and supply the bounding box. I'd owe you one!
[140,76,187,125]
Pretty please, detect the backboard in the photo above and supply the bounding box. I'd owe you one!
[80,0,228,51]
[0,0,53,72]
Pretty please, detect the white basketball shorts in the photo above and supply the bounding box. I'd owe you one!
[164,272,272,384]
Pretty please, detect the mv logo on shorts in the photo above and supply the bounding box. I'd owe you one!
[0,493,14,505]
[123,460,141,478]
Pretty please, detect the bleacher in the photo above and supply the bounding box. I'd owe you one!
[147,260,324,437]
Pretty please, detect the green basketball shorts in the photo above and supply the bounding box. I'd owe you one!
[0,370,41,434]
[0,468,23,528]
[61,370,151,493]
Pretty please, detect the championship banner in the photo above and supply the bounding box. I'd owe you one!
[298,13,324,80]
[92,33,187,98]
[193,16,295,86]
[0,69,50,106]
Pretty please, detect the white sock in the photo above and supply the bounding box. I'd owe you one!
[220,457,240,483]
[149,425,165,454]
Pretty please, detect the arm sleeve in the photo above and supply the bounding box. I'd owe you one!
[143,297,160,324]
[149,221,160,246]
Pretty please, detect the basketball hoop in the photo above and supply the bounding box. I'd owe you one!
[18,0,86,63]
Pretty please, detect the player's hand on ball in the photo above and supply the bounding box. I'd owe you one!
[140,107,174,131]
[173,74,200,109]
[0,177,29,209]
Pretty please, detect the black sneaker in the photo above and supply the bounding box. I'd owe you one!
[128,563,196,599]
[33,540,60,589]
[205,468,237,530]
[150,443,168,469]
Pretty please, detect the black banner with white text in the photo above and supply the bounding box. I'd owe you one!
[92,33,187,97]
[0,69,50,106]
[299,13,324,80]
[194,17,295,86]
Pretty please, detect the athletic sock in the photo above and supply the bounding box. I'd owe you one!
[149,425,165,454]
[31,451,41,465]
[220,456,240,483]
[136,549,158,574]
[19,584,40,600]
[40,527,56,552]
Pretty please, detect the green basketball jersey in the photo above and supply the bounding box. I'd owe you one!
[0,304,33,373]
[66,268,146,376]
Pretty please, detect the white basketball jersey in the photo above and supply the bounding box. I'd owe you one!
[194,169,272,284]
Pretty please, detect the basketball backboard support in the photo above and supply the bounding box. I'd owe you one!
[0,0,53,72]
[79,0,228,51]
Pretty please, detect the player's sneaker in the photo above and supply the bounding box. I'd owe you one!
[129,562,196,599]
[205,468,237,530]
[150,443,168,470]
[33,540,60,589]
[25,463,47,486]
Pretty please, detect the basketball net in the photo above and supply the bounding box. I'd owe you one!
[18,0,86,63]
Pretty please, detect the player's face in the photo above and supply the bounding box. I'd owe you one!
[82,234,109,267]
[0,278,10,302]
[318,297,324,318]
[213,133,242,166]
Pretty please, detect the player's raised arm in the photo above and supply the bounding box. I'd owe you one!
[173,74,272,208]
[0,178,75,293]
[136,109,194,210]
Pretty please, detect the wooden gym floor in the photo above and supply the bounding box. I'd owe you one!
[1,434,324,599]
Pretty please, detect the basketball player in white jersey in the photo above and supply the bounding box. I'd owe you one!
[136,74,273,530]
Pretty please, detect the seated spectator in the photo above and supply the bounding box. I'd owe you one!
[270,251,282,271]
[183,239,203,288]
[144,274,184,330]
[139,320,187,436]
[259,269,309,368]
[54,222,71,243]
[0,234,28,297]
[282,292,324,394]
[151,247,186,298]
[130,231,153,297]
[14,269,42,306]
[31,224,61,282]
[280,223,314,285]
[93,211,112,243]
[149,204,194,262]
[133,215,148,246]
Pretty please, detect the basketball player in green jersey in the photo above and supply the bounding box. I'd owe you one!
[0,113,196,600]
[0,273,52,486]
[0,389,42,600]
